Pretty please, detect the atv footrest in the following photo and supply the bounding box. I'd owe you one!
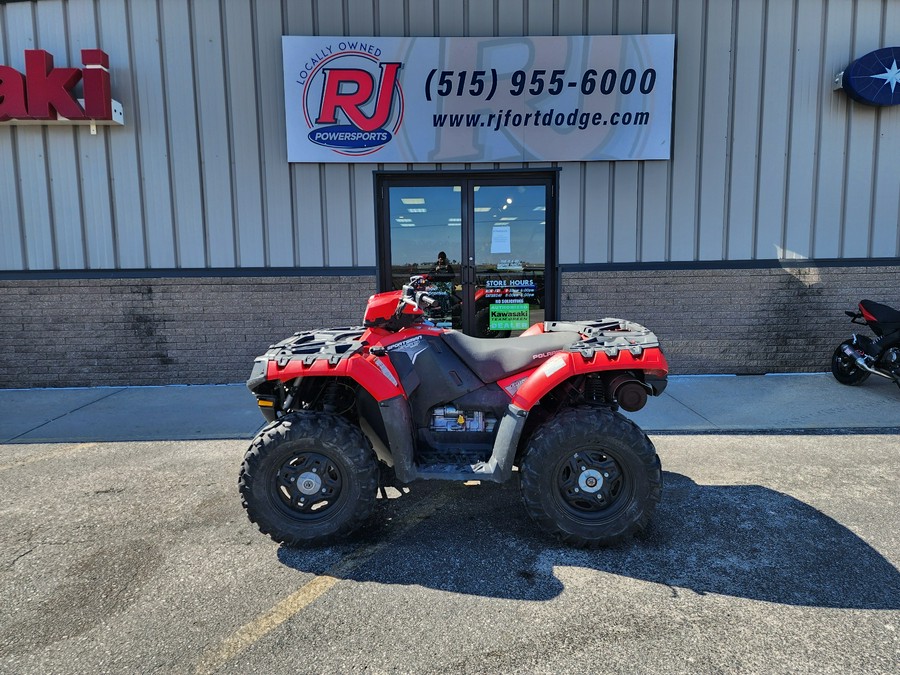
[415,462,499,482]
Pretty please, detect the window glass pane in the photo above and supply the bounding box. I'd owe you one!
[388,185,463,329]
[473,185,546,337]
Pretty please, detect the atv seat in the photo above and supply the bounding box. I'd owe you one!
[441,330,581,384]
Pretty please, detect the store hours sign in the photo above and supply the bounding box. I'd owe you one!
[282,35,675,163]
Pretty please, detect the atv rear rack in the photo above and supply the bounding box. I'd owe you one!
[543,319,660,358]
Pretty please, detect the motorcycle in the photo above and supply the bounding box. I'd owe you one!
[239,276,668,548]
[831,299,900,388]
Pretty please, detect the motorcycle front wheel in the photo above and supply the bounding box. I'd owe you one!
[831,340,871,386]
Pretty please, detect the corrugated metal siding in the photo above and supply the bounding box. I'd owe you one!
[0,0,897,270]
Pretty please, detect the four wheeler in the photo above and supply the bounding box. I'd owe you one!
[831,299,900,389]
[239,276,668,548]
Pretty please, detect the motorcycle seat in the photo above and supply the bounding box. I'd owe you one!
[441,330,581,384]
[860,300,900,330]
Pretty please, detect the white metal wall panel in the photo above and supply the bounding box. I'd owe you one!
[5,3,54,270]
[38,1,84,270]
[130,0,176,268]
[641,0,674,263]
[812,0,852,260]
[872,0,900,257]
[438,0,465,36]
[469,0,493,37]
[756,1,794,260]
[783,0,824,261]
[378,0,406,37]
[160,0,205,268]
[668,0,703,262]
[68,0,115,269]
[843,0,882,259]
[192,0,234,268]
[497,0,523,37]
[253,0,294,268]
[726,0,765,260]
[224,0,265,268]
[697,0,733,261]
[1,0,898,272]
[98,0,145,269]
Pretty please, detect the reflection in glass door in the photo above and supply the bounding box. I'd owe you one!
[380,173,555,337]
[387,185,464,329]
[473,185,546,337]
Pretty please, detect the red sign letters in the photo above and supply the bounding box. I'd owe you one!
[0,49,113,122]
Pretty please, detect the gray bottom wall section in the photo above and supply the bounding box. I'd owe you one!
[0,275,376,389]
[562,265,899,375]
[0,264,897,388]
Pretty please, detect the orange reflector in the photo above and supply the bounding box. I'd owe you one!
[257,399,275,408]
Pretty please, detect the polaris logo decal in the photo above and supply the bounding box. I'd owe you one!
[296,43,404,156]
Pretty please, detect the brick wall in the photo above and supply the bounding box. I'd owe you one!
[1,264,897,388]
[0,274,376,388]
[561,264,900,375]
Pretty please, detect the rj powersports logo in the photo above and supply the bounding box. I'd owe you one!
[299,44,404,156]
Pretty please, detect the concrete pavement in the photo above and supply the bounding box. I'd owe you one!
[1,373,898,443]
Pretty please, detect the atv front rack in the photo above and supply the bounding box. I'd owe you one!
[543,319,660,358]
[266,327,366,367]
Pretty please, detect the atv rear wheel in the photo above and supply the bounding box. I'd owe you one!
[831,341,871,386]
[520,407,661,548]
[238,413,378,546]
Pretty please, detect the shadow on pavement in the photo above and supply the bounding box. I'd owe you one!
[277,472,900,609]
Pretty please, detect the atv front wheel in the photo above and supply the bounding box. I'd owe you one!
[831,341,871,386]
[238,413,378,546]
[520,408,661,548]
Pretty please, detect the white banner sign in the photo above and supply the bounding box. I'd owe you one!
[283,35,674,163]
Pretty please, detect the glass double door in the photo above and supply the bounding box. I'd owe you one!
[379,173,554,338]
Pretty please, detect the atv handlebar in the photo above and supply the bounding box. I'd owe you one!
[394,277,437,318]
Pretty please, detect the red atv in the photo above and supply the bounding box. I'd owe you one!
[239,276,668,548]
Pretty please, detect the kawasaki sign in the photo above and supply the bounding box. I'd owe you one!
[283,35,674,163]
[0,49,123,128]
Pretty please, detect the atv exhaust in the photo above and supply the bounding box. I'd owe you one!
[607,375,650,412]
[841,344,896,381]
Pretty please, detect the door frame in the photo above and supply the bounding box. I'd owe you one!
[374,169,560,332]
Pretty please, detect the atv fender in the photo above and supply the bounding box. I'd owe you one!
[266,354,406,403]
[506,348,667,411]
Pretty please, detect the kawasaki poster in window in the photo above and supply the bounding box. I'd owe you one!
[282,35,675,163]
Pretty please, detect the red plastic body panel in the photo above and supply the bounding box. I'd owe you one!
[266,350,405,402]
[364,291,403,325]
[507,346,668,411]
[364,289,425,325]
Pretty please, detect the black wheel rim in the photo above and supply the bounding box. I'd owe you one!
[272,451,345,521]
[553,448,632,521]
